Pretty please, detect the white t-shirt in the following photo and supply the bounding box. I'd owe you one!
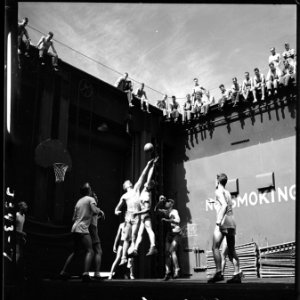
[71,196,97,234]
[268,53,281,68]
[169,209,181,233]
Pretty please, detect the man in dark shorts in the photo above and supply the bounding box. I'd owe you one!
[89,192,105,280]
[59,183,101,282]
[208,173,243,284]
[155,196,182,281]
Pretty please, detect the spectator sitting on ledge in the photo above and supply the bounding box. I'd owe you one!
[218,84,232,110]
[266,62,283,97]
[156,94,169,120]
[183,94,193,123]
[115,73,133,107]
[124,80,134,107]
[37,31,59,71]
[115,72,129,90]
[282,59,296,88]
[282,43,296,69]
[200,87,210,116]
[252,68,266,102]
[268,47,281,71]
[135,83,150,113]
[170,96,180,123]
[231,77,241,107]
[241,72,253,102]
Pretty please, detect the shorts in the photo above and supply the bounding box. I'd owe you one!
[89,224,100,244]
[220,227,236,236]
[118,240,124,247]
[125,212,140,225]
[166,231,182,244]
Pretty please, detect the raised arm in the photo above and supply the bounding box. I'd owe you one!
[154,195,166,212]
[133,159,154,191]
[145,156,158,187]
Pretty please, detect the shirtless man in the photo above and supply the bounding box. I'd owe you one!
[131,156,159,256]
[115,159,155,265]
[241,72,253,101]
[208,173,242,284]
[18,17,30,64]
[252,68,266,102]
[135,83,150,113]
[36,31,59,71]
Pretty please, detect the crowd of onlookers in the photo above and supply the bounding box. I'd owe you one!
[18,17,59,71]
[18,17,296,125]
[115,44,296,124]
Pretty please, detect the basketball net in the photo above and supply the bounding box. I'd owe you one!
[53,163,68,182]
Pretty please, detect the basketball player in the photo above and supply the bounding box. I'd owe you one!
[115,159,155,265]
[108,222,134,279]
[60,183,101,282]
[208,173,243,283]
[89,192,105,280]
[155,196,182,281]
[130,156,159,256]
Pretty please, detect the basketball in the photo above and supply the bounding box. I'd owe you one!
[144,143,154,153]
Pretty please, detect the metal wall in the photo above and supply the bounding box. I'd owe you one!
[164,101,296,278]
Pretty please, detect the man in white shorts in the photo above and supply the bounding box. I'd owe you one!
[115,159,155,265]
[207,174,242,284]
[131,156,159,256]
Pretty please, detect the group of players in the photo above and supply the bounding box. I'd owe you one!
[59,150,242,284]
[59,156,182,282]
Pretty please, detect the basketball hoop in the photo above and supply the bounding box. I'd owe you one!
[53,163,69,183]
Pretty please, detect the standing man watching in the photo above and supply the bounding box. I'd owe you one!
[59,183,101,282]
[208,173,243,284]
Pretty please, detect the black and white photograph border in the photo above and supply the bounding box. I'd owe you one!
[3,1,300,300]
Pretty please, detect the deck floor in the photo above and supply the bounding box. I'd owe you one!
[4,277,296,300]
